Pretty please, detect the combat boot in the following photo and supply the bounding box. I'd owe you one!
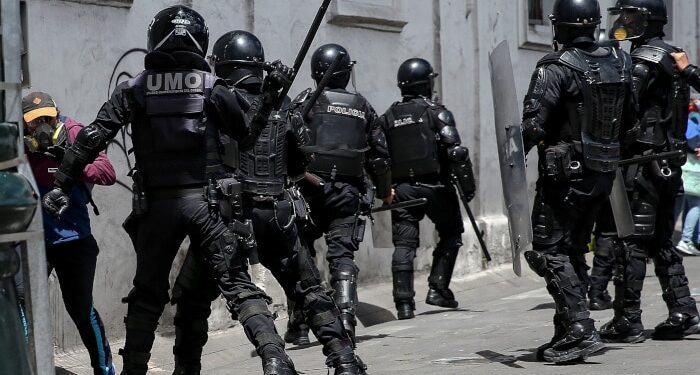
[118,348,150,375]
[331,353,368,375]
[541,321,605,363]
[536,313,566,361]
[652,312,700,340]
[392,268,416,320]
[284,299,310,346]
[396,301,415,320]
[599,316,645,343]
[283,322,310,346]
[260,346,298,375]
[588,289,613,311]
[425,287,458,308]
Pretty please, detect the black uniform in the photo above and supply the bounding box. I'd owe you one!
[44,60,296,375]
[285,85,389,346]
[377,95,475,319]
[596,36,700,342]
[172,84,366,373]
[521,36,636,361]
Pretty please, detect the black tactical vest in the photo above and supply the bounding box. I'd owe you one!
[541,47,631,173]
[128,69,219,188]
[384,99,441,179]
[631,41,690,151]
[234,90,289,196]
[306,89,369,179]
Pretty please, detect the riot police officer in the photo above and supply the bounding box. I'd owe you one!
[171,30,368,375]
[284,43,392,347]
[375,58,475,320]
[519,0,637,363]
[597,0,700,343]
[42,7,297,375]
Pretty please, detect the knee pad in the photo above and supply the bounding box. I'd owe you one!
[524,250,548,277]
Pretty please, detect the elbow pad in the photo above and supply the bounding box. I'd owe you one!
[55,125,106,190]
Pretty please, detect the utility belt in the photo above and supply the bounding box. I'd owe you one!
[240,179,286,196]
[393,172,443,186]
[540,143,583,183]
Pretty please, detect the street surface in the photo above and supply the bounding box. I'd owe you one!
[56,256,700,375]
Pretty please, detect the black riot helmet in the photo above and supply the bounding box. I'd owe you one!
[210,30,265,87]
[310,44,354,90]
[550,0,602,49]
[397,58,437,98]
[607,0,667,42]
[147,5,209,57]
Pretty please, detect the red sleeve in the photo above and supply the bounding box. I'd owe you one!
[65,117,117,186]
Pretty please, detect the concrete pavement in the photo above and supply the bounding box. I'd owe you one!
[56,256,700,375]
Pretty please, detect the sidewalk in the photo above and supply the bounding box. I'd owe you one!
[56,256,700,375]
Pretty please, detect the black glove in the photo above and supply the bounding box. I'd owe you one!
[262,60,294,107]
[43,188,70,218]
[44,145,66,163]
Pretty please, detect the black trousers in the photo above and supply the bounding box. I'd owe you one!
[301,181,363,273]
[121,194,277,374]
[596,166,698,322]
[172,195,353,367]
[528,171,615,329]
[391,181,464,273]
[46,236,113,374]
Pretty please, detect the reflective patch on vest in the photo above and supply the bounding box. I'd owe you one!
[326,105,366,120]
[146,72,205,96]
[393,115,422,127]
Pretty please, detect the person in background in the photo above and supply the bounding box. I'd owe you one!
[676,99,700,256]
[22,91,116,375]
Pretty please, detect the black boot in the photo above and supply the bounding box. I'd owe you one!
[599,315,645,343]
[426,242,459,308]
[588,289,613,311]
[283,298,310,346]
[426,288,458,308]
[331,353,368,375]
[536,313,567,361]
[118,349,150,375]
[172,362,200,375]
[331,267,359,346]
[392,268,415,320]
[652,312,700,340]
[541,321,605,363]
[260,351,298,375]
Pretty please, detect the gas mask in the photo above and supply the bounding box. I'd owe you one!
[24,120,67,154]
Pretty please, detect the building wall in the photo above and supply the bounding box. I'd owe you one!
[23,0,698,350]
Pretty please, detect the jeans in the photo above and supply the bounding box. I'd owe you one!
[681,194,700,244]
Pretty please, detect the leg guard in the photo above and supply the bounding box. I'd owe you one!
[120,289,165,375]
[301,286,354,363]
[524,250,602,363]
[426,237,459,308]
[331,266,359,345]
[392,261,415,320]
[653,247,699,317]
[600,240,646,343]
[589,235,616,310]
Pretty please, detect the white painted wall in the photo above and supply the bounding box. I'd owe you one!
[23,0,700,351]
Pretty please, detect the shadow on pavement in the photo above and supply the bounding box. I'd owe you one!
[475,350,525,368]
[417,307,484,316]
[529,302,556,311]
[55,368,78,375]
[357,301,397,327]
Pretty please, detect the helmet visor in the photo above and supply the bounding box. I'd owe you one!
[606,7,649,41]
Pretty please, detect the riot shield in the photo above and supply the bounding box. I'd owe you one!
[489,40,531,276]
